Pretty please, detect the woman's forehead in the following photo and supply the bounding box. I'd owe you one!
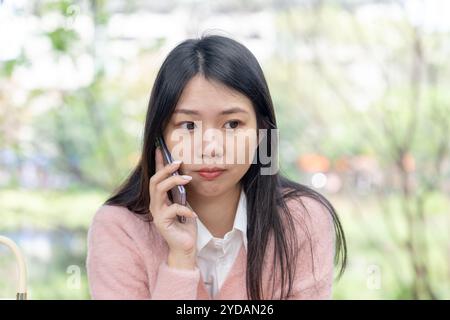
[175,76,254,116]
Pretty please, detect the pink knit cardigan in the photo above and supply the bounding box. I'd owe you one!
[86,195,336,300]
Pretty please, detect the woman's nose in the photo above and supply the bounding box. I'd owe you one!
[200,128,224,160]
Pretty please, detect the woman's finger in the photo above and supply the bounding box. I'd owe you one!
[156,174,192,195]
[149,159,182,194]
[160,203,197,223]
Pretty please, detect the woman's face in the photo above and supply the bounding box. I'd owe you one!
[162,74,258,197]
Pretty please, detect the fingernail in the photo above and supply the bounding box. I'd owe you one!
[172,160,182,165]
[181,175,192,180]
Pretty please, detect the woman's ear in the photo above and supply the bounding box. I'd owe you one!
[257,131,264,145]
[257,116,275,146]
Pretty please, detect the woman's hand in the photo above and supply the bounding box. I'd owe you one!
[149,147,198,270]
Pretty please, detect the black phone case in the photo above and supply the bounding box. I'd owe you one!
[156,136,187,223]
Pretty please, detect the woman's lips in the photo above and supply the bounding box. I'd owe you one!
[196,170,225,180]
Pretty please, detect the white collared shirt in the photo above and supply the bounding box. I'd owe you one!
[196,188,247,299]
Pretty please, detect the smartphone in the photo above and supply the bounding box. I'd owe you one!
[156,136,187,223]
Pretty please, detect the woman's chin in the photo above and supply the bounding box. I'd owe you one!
[196,183,223,196]
[187,180,228,197]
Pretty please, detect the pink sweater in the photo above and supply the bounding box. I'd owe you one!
[86,196,335,300]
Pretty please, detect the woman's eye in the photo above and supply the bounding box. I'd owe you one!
[180,121,196,130]
[224,120,241,129]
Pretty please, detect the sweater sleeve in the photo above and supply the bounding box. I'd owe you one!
[287,196,336,300]
[86,206,151,299]
[86,205,202,300]
[151,261,201,299]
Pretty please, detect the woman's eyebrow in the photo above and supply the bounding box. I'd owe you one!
[173,107,249,115]
[220,107,249,115]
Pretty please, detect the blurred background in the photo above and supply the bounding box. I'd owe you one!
[0,0,449,299]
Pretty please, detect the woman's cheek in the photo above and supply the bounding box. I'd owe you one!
[230,163,252,181]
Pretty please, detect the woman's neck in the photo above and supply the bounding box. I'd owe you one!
[187,184,242,238]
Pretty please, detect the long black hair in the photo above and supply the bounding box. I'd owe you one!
[105,34,346,299]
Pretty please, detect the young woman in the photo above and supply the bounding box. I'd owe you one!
[86,35,346,300]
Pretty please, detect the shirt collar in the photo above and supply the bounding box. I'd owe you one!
[196,188,248,252]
